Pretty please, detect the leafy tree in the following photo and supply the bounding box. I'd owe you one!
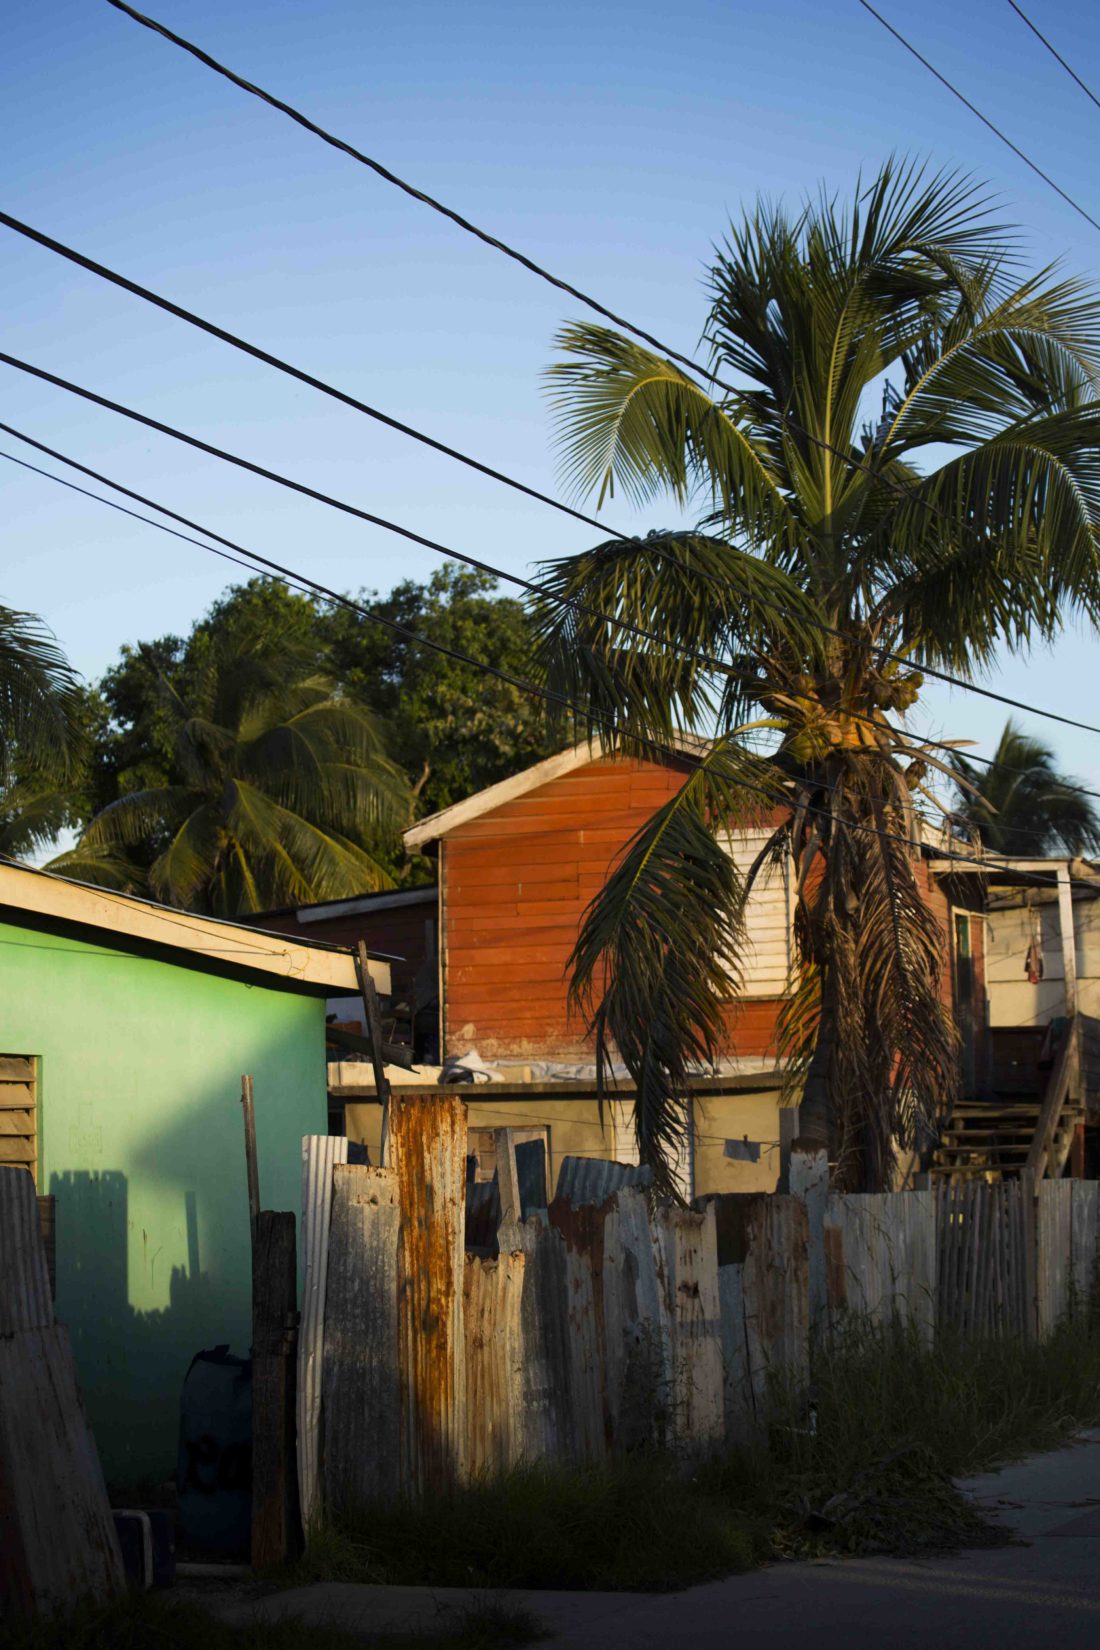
[951,720,1100,857]
[0,604,85,860]
[319,565,561,818]
[74,603,409,915]
[536,160,1100,1189]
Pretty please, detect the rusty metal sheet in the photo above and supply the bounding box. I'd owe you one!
[548,1196,611,1459]
[653,1203,724,1450]
[463,1249,527,1476]
[554,1155,652,1208]
[824,1191,937,1345]
[321,1165,401,1512]
[0,1166,52,1335]
[297,1134,348,1528]
[390,1094,468,1493]
[0,1323,124,1620]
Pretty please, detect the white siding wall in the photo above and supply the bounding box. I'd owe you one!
[987,895,1100,1026]
[722,829,793,997]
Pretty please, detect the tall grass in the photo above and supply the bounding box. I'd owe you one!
[293,1311,1100,1588]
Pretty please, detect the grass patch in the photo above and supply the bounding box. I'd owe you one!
[0,1592,544,1650]
[292,1310,1100,1589]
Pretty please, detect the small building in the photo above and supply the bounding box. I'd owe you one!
[0,859,388,1485]
[330,743,984,1197]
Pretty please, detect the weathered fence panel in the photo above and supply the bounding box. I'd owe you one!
[548,1197,611,1459]
[504,1215,574,1462]
[936,1179,1031,1340]
[321,1165,401,1510]
[602,1187,671,1451]
[1037,1179,1100,1333]
[653,1203,724,1450]
[390,1095,468,1492]
[706,1193,809,1432]
[464,1248,527,1475]
[824,1191,937,1344]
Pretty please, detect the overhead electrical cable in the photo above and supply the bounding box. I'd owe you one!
[6,347,1100,742]
[857,0,1100,234]
[101,0,1071,558]
[1006,1,1100,115]
[0,422,1091,883]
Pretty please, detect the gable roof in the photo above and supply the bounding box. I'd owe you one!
[405,739,711,851]
[0,858,387,997]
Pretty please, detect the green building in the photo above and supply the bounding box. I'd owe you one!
[0,860,389,1485]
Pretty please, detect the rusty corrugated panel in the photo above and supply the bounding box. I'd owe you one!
[321,1165,401,1513]
[390,1094,467,1493]
[297,1133,348,1528]
[463,1248,527,1477]
[0,1166,52,1334]
[554,1155,652,1208]
[653,1203,724,1449]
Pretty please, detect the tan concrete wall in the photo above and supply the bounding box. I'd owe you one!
[345,1089,785,1197]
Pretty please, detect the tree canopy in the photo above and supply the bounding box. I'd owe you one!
[538,159,1100,1188]
[951,721,1100,859]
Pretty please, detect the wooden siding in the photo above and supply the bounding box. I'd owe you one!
[0,1057,37,1185]
[442,755,790,1063]
[258,896,435,1015]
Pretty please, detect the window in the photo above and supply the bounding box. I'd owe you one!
[0,1055,37,1185]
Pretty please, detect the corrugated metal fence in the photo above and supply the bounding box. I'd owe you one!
[307,1102,1099,1510]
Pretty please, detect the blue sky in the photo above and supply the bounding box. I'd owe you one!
[4,0,1100,790]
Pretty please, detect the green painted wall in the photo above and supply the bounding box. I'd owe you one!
[0,918,327,1485]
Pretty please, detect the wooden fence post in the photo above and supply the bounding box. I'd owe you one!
[251,1211,301,1567]
[495,1128,522,1225]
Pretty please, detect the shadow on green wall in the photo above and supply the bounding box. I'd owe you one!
[49,1169,224,1490]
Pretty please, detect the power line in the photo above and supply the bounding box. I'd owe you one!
[0,420,1079,894]
[857,1,1100,234]
[1006,1,1100,115]
[13,429,1100,843]
[0,208,614,546]
[104,0,1065,559]
[8,345,1100,743]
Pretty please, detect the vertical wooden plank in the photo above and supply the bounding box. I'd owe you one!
[297,1133,348,1529]
[653,1203,724,1450]
[241,1075,260,1229]
[390,1095,468,1493]
[1070,1182,1099,1317]
[252,1211,301,1566]
[356,943,392,1160]
[495,1128,522,1226]
[602,1187,670,1451]
[321,1165,401,1511]
[790,1147,829,1337]
[718,1262,751,1442]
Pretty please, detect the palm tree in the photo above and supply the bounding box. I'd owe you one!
[951,720,1100,858]
[75,638,410,916]
[534,161,1100,1190]
[0,604,84,859]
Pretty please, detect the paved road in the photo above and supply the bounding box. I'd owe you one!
[230,1431,1100,1646]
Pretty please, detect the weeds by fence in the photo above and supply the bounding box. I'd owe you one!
[297,1098,1100,1517]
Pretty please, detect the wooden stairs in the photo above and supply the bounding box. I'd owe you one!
[931,1016,1084,1183]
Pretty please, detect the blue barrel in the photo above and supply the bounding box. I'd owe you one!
[176,1345,252,1558]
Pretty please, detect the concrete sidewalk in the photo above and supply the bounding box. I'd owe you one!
[224,1431,1100,1646]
